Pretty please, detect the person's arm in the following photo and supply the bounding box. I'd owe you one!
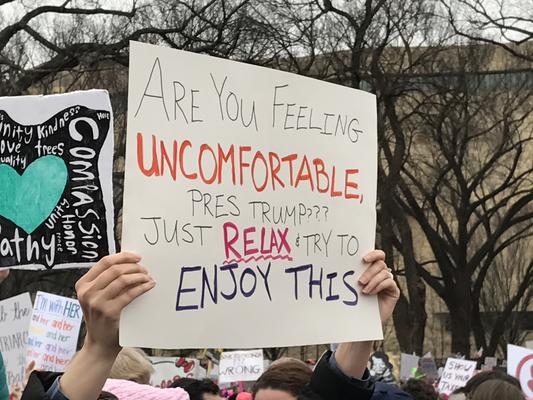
[56,252,155,400]
[308,250,399,400]
[334,249,399,379]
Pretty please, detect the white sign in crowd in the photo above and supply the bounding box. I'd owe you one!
[507,344,533,399]
[120,41,380,349]
[437,357,477,395]
[0,293,32,386]
[150,356,207,388]
[27,292,83,372]
[219,350,265,384]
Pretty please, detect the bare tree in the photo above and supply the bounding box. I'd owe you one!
[440,0,533,61]
[386,44,533,355]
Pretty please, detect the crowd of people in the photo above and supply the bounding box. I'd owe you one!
[0,251,527,400]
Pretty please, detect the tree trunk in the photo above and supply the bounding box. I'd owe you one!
[448,303,472,356]
[379,201,426,355]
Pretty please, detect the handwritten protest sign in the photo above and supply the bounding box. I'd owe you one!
[149,356,206,387]
[437,358,477,395]
[27,291,83,371]
[120,41,379,348]
[0,90,115,269]
[0,293,32,386]
[507,344,533,398]
[219,350,264,383]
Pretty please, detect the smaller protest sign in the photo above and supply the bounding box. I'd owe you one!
[26,291,83,372]
[0,90,115,270]
[526,341,533,350]
[369,351,395,384]
[400,353,420,381]
[438,358,477,395]
[507,344,533,399]
[219,350,264,383]
[419,355,439,382]
[0,293,32,386]
[149,356,206,388]
[482,356,497,371]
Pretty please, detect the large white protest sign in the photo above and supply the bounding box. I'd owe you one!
[27,292,83,371]
[219,350,264,383]
[438,358,477,395]
[149,356,206,388]
[507,344,533,398]
[120,41,379,349]
[0,90,115,270]
[0,293,32,386]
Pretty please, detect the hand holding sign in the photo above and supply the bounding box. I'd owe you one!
[336,255,399,380]
[359,250,399,323]
[75,252,156,355]
[57,253,156,400]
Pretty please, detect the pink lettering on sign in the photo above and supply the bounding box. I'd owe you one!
[222,222,292,264]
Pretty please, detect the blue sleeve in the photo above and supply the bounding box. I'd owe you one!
[46,377,70,400]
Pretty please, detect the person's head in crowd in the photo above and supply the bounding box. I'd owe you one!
[450,369,521,397]
[103,378,189,400]
[470,379,525,400]
[170,377,222,400]
[98,391,119,400]
[252,358,313,400]
[109,347,154,384]
[401,378,438,400]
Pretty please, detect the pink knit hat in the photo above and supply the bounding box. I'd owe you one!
[236,393,253,400]
[103,379,190,400]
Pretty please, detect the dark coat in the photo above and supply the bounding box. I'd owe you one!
[303,351,375,400]
[371,382,414,400]
[21,371,61,400]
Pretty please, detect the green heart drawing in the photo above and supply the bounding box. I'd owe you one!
[0,155,68,234]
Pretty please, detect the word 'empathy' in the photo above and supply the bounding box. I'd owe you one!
[137,133,363,201]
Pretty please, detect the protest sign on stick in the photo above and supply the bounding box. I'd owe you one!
[219,350,264,383]
[0,90,115,269]
[437,358,477,395]
[149,356,206,388]
[0,293,32,386]
[507,344,533,398]
[27,291,83,372]
[120,41,380,349]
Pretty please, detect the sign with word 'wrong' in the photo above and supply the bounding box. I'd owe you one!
[438,358,477,395]
[0,292,32,386]
[27,291,83,372]
[120,41,380,348]
[0,90,115,269]
[219,350,264,383]
[507,344,533,399]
